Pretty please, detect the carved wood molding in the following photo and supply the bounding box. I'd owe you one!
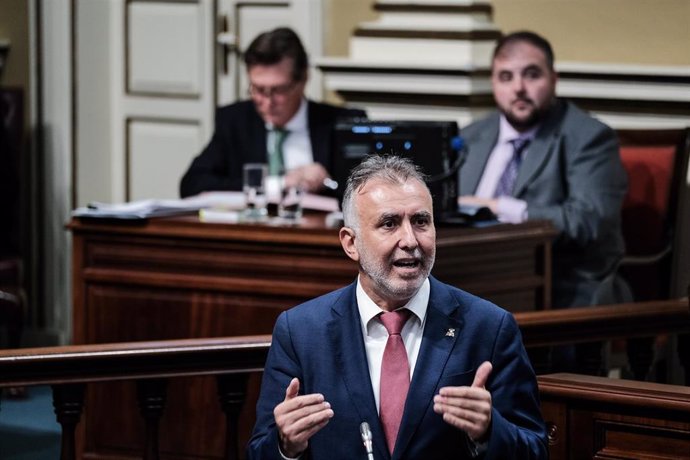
[353,28,500,41]
[373,3,493,15]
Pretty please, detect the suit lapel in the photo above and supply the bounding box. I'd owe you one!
[513,130,556,196]
[328,284,390,460]
[394,278,463,458]
[307,101,331,169]
[248,105,268,163]
[514,101,566,196]
[460,115,499,195]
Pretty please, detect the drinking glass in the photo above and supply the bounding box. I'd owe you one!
[242,163,268,220]
[278,185,303,221]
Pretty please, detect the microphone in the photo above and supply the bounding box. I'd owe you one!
[427,135,468,183]
[450,135,465,152]
[450,135,468,172]
[360,421,374,460]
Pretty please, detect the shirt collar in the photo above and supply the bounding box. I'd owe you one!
[356,277,430,333]
[498,115,540,144]
[266,97,308,132]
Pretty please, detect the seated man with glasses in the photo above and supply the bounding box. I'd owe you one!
[180,27,366,197]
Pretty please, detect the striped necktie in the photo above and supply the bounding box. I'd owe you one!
[494,136,531,197]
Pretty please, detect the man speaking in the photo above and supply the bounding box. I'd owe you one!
[247,155,547,459]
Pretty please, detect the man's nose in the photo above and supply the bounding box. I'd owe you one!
[398,221,418,249]
[512,76,526,92]
[259,97,275,110]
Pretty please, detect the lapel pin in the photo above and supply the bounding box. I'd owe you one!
[445,328,455,338]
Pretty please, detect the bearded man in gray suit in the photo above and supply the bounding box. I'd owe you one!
[459,31,630,375]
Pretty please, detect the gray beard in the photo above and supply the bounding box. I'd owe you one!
[356,242,435,302]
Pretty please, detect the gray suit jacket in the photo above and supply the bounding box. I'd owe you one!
[460,100,628,307]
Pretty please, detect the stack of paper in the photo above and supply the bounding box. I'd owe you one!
[72,199,203,220]
[71,191,339,221]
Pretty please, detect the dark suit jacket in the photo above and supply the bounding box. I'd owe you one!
[179,100,365,197]
[460,100,628,308]
[247,277,548,460]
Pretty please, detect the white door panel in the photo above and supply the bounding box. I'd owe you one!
[127,2,205,96]
[128,119,203,200]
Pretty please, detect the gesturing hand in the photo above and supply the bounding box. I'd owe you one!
[433,361,493,441]
[274,377,334,458]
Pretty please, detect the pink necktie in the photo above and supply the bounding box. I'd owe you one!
[379,309,412,454]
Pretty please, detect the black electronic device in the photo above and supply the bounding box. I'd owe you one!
[332,119,466,223]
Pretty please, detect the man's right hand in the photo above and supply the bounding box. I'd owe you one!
[284,163,329,193]
[459,195,499,214]
[274,377,334,458]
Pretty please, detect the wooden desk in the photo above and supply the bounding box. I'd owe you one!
[539,373,690,459]
[69,215,554,460]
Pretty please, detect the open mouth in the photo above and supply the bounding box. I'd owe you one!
[393,259,421,269]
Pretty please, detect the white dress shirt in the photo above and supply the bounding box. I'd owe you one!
[266,98,313,170]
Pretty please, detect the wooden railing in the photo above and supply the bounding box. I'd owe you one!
[539,373,690,459]
[1,299,688,459]
[515,297,690,347]
[0,336,271,460]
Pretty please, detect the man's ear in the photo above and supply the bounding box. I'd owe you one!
[339,226,359,262]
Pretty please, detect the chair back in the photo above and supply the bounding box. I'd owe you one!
[617,129,690,300]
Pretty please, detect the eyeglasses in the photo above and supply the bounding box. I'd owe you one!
[248,81,300,99]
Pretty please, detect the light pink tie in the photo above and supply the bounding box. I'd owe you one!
[494,136,531,197]
[379,309,412,454]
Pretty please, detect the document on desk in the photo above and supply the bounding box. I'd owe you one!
[196,191,340,223]
[71,192,339,221]
[191,191,338,212]
[72,198,204,220]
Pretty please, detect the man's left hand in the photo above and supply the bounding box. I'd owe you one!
[433,361,493,441]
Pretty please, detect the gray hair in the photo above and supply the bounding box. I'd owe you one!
[342,155,428,230]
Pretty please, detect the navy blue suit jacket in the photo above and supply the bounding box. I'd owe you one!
[179,100,365,197]
[247,277,548,460]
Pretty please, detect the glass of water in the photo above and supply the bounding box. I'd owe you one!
[242,163,268,220]
[278,185,304,222]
